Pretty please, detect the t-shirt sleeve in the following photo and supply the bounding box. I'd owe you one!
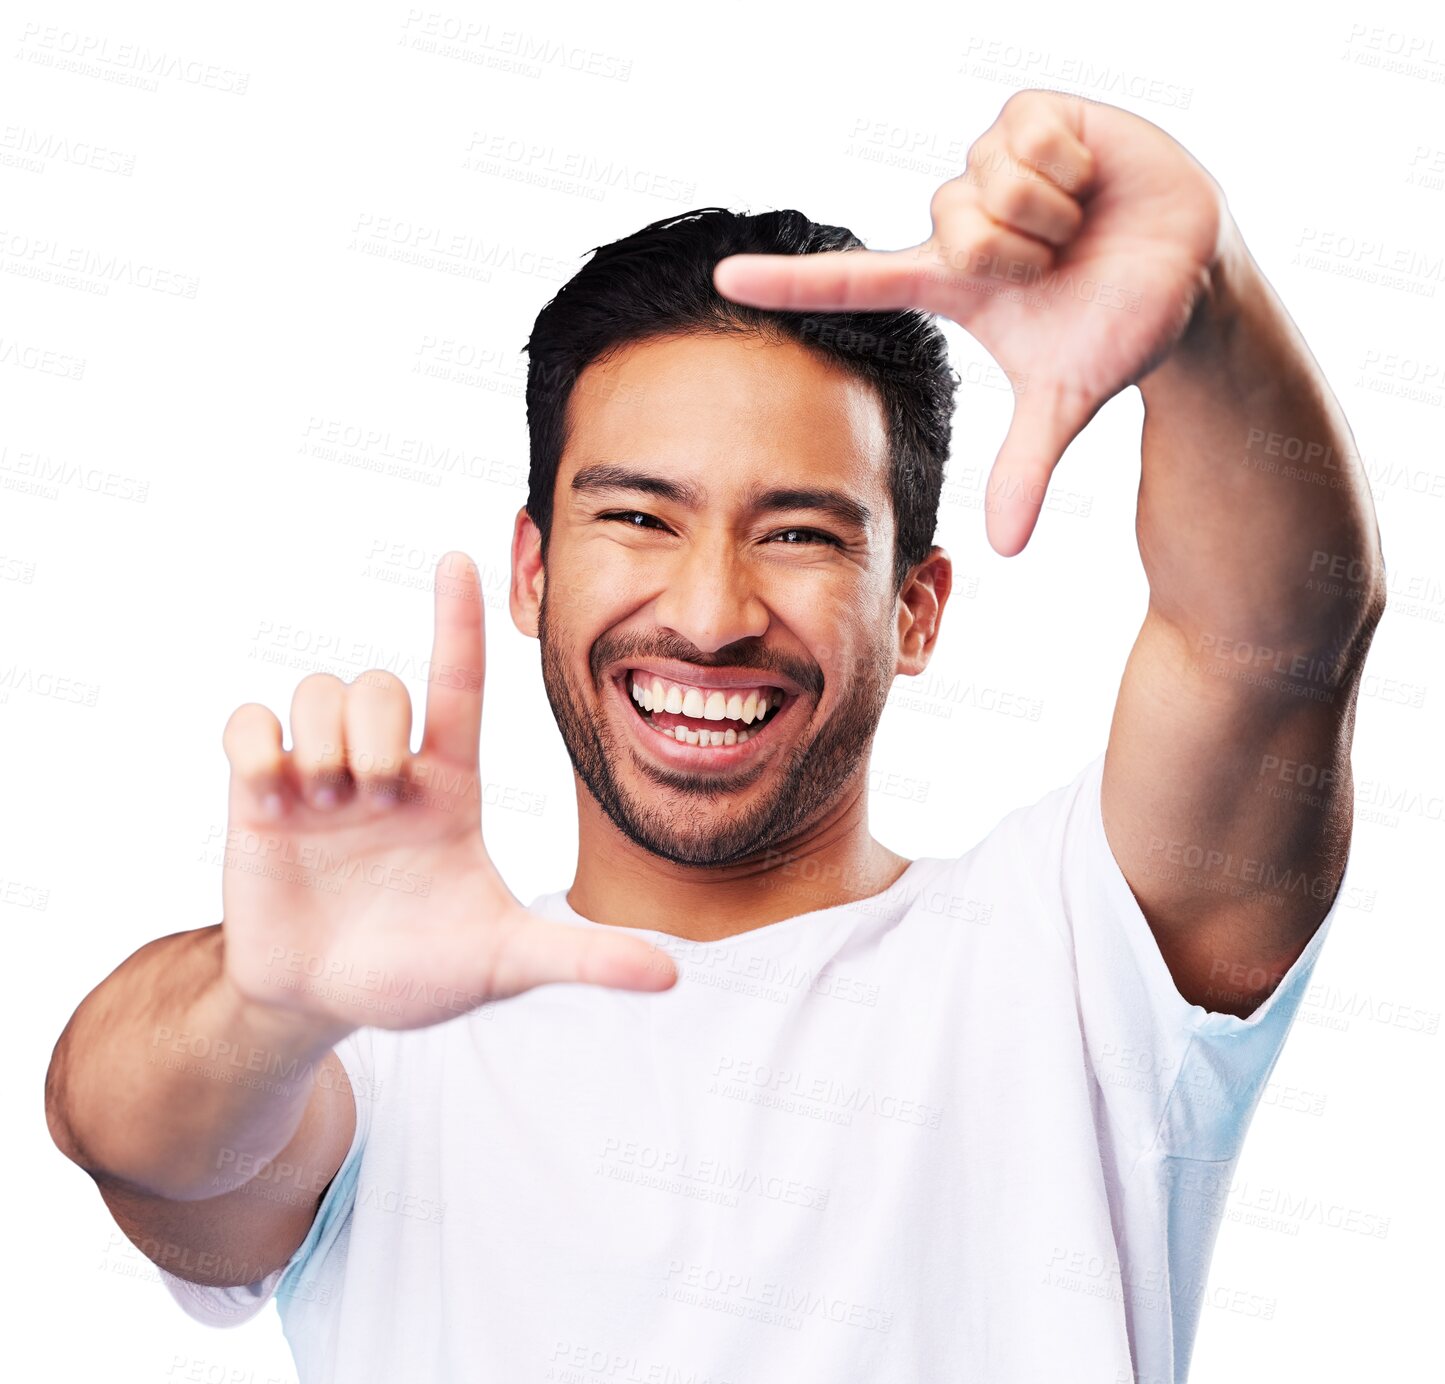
[1054,748,1351,1163]
[156,1027,373,1327]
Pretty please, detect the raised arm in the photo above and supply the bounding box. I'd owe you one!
[46,553,675,1287]
[712,90,1386,1014]
[1108,228,1383,1015]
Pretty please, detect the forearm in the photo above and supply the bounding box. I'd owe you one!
[46,926,355,1201]
[1134,217,1386,666]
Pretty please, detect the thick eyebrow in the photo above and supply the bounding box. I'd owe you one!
[569,463,874,532]
[742,483,874,532]
[569,463,704,508]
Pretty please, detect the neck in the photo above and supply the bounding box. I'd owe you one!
[565,775,911,943]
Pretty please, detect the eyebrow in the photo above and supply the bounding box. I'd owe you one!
[569,462,874,531]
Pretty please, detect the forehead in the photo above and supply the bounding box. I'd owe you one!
[559,332,891,504]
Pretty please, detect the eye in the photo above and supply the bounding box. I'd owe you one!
[599,510,670,532]
[597,512,840,547]
[769,527,841,547]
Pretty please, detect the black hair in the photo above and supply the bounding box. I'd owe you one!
[523,206,957,592]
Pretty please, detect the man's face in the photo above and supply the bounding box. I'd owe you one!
[526,330,907,867]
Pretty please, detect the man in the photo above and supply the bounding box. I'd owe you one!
[46,91,1384,1383]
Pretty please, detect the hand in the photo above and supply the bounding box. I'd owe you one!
[713,90,1229,555]
[218,552,675,1034]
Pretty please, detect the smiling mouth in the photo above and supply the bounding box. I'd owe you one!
[621,669,788,748]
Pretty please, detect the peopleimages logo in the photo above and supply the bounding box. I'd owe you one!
[15,23,250,94]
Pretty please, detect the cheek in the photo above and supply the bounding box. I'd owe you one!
[573,537,659,595]
[790,591,889,690]
[545,547,639,626]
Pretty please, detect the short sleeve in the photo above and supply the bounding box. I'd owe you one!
[1058,749,1349,1163]
[158,1028,373,1327]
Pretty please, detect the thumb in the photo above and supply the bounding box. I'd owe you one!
[713,245,934,312]
[984,384,1097,557]
[485,905,679,1001]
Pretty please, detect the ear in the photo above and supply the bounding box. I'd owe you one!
[509,506,546,639]
[895,546,952,677]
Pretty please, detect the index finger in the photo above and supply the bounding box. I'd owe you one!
[421,551,485,763]
[713,245,935,313]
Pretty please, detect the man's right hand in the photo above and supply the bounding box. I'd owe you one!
[218,550,675,1037]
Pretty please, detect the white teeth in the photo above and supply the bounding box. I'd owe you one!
[659,723,738,748]
[629,673,785,727]
[737,730,750,743]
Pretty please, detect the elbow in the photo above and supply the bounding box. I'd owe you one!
[44,1032,86,1169]
[1350,522,1390,649]
[1342,560,1388,663]
[1300,553,1387,684]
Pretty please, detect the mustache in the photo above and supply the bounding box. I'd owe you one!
[589,631,824,699]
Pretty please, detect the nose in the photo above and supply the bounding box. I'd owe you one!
[651,523,769,654]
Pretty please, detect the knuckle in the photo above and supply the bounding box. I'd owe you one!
[224,701,273,737]
[974,227,1011,262]
[344,673,412,781]
[1012,126,1057,170]
[222,704,281,772]
[351,668,407,699]
[293,671,346,704]
[1017,87,1059,112]
[929,179,958,222]
[350,744,409,781]
[298,744,345,775]
[937,232,983,273]
[961,209,1009,259]
[1001,89,1049,124]
[961,140,1000,189]
[1056,196,1085,233]
[985,175,1033,222]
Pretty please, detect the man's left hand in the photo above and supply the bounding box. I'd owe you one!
[714,90,1229,555]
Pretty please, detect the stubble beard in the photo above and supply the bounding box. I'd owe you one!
[536,586,894,867]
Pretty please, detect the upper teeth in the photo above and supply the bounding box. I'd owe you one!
[629,674,784,723]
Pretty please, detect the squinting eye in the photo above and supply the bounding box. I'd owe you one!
[771,528,840,547]
[598,512,839,546]
[600,510,667,531]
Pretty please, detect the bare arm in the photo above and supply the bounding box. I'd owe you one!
[46,553,673,1289]
[711,92,1390,1017]
[46,925,357,1285]
[1104,223,1386,1017]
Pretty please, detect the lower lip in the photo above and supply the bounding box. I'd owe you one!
[610,673,795,770]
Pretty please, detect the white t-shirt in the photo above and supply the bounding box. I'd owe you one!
[158,750,1348,1384]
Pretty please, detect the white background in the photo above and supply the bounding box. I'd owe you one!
[5,0,1441,1379]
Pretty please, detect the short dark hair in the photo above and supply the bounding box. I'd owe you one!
[523,206,957,593]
